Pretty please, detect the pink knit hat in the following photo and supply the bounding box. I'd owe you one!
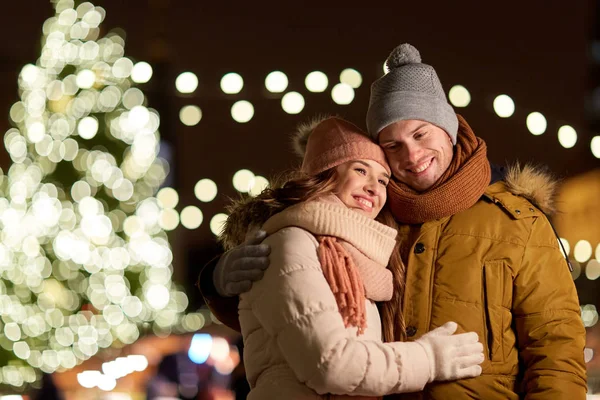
[295,117,390,176]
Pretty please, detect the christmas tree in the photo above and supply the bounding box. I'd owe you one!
[0,0,189,390]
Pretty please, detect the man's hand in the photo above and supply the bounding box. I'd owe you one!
[213,230,271,297]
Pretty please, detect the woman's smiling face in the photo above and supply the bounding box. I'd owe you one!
[333,159,390,219]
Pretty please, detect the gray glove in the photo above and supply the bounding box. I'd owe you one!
[415,321,484,382]
[213,230,271,297]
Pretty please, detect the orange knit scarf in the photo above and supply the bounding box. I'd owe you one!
[317,237,380,400]
[317,236,367,335]
[387,115,491,224]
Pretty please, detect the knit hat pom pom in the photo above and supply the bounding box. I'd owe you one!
[291,115,331,158]
[385,43,422,70]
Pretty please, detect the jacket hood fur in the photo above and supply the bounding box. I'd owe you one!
[218,194,276,251]
[504,163,558,215]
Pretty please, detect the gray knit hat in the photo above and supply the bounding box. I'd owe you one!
[366,43,458,144]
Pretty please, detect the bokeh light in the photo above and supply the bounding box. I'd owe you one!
[591,136,600,159]
[232,169,255,193]
[131,61,153,83]
[159,208,179,231]
[156,187,179,209]
[220,73,244,94]
[180,206,203,229]
[582,304,599,327]
[305,71,328,93]
[231,101,254,123]
[194,179,218,202]
[76,69,95,89]
[175,72,198,94]
[331,83,354,105]
[558,125,577,149]
[574,240,593,263]
[526,112,547,136]
[210,213,228,236]
[448,85,471,107]
[339,68,362,88]
[281,92,305,114]
[112,57,133,79]
[77,116,99,139]
[248,175,269,197]
[179,105,202,126]
[493,94,515,118]
[189,334,212,364]
[265,71,288,93]
[586,259,600,281]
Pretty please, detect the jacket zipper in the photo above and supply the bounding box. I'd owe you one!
[482,266,493,361]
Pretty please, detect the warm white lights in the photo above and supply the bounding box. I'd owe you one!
[265,71,288,93]
[591,136,600,159]
[77,116,99,139]
[1,1,189,387]
[179,105,202,126]
[231,100,254,123]
[526,112,547,136]
[77,355,149,390]
[281,92,305,114]
[175,71,198,94]
[574,240,593,263]
[493,94,515,118]
[232,169,255,193]
[156,187,179,209]
[248,175,269,197]
[331,83,354,105]
[76,69,95,89]
[210,213,228,236]
[220,73,244,94]
[305,71,328,93]
[181,206,203,229]
[448,85,471,107]
[131,61,153,83]
[339,68,362,88]
[586,260,600,281]
[558,125,577,149]
[194,179,218,202]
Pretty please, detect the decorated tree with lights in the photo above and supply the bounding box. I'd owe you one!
[0,0,189,390]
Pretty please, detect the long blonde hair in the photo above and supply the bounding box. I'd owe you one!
[376,206,406,342]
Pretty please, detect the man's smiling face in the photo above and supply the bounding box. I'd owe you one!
[378,120,454,192]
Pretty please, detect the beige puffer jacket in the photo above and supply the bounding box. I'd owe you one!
[239,201,432,400]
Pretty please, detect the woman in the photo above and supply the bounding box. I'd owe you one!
[220,117,484,399]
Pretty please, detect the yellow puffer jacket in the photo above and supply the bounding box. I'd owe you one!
[386,166,586,400]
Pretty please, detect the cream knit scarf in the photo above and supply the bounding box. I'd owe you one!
[262,194,397,334]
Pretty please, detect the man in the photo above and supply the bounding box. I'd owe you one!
[198,43,586,399]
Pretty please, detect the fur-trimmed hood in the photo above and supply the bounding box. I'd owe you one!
[218,193,278,251]
[504,163,558,215]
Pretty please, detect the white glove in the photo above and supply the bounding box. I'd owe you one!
[213,230,271,297]
[415,321,484,382]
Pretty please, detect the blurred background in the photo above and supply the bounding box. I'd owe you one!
[0,0,598,399]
